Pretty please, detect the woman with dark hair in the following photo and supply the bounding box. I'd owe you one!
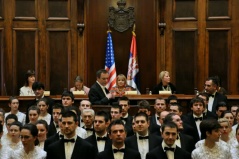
[8,124,46,159]
[19,70,36,96]
[7,121,23,150]
[70,75,90,95]
[36,120,48,150]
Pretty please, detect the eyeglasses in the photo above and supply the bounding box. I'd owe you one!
[20,135,32,139]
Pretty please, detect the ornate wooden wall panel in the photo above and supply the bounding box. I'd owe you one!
[173,30,197,94]
[13,30,37,94]
[47,30,70,95]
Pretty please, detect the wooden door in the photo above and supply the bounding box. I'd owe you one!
[0,0,81,95]
[161,0,239,94]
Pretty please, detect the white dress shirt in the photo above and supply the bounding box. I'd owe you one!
[112,145,125,159]
[96,133,108,152]
[64,135,77,159]
[136,132,149,159]
[162,141,176,159]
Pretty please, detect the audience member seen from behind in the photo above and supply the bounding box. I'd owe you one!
[111,74,135,96]
[70,75,90,95]
[152,71,176,94]
[5,96,26,125]
[191,119,231,159]
[8,124,46,159]
[19,69,36,96]
[215,75,227,95]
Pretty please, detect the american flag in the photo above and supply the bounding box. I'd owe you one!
[105,31,117,90]
[127,31,140,94]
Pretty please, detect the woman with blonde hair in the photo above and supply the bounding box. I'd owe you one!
[111,74,134,96]
[152,71,176,94]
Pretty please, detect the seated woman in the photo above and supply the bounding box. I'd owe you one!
[111,74,135,96]
[70,76,90,95]
[7,121,23,150]
[152,71,176,94]
[19,70,36,96]
[28,106,40,125]
[8,124,46,159]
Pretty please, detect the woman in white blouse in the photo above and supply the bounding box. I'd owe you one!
[19,70,35,96]
[37,98,51,125]
[231,125,239,159]
[8,124,46,159]
[7,121,23,150]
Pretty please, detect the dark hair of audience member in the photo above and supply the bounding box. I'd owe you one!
[107,119,126,134]
[161,121,178,133]
[61,90,75,101]
[61,110,78,122]
[95,110,111,123]
[21,124,39,146]
[5,114,18,124]
[200,119,221,140]
[36,119,49,132]
[134,112,149,121]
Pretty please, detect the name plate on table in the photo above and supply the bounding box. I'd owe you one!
[159,91,172,95]
[125,91,138,95]
[73,91,85,95]
[44,91,50,96]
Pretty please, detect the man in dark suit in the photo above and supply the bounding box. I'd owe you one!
[204,76,227,114]
[47,103,65,137]
[164,113,195,153]
[81,108,95,138]
[26,81,55,123]
[184,97,208,143]
[150,97,167,127]
[118,96,134,136]
[146,122,191,159]
[97,119,141,159]
[125,112,162,159]
[197,92,218,119]
[88,69,116,105]
[46,111,95,159]
[85,110,112,153]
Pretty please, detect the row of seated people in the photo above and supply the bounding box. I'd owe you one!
[0,90,238,159]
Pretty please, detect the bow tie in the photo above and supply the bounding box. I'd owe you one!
[164,147,175,151]
[113,149,125,153]
[157,117,160,120]
[121,117,127,122]
[139,136,149,140]
[81,119,84,122]
[56,125,59,128]
[59,134,64,139]
[85,128,94,131]
[209,94,215,98]
[63,138,75,143]
[194,117,203,121]
[97,136,107,141]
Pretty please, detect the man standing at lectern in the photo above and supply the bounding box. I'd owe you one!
[88,69,116,105]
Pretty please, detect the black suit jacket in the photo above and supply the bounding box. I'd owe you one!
[152,82,176,94]
[125,134,162,151]
[85,133,112,153]
[96,146,141,159]
[179,133,195,154]
[47,121,58,138]
[211,92,227,114]
[26,96,55,123]
[146,144,191,159]
[88,82,114,105]
[122,115,134,137]
[44,132,61,151]
[47,136,95,159]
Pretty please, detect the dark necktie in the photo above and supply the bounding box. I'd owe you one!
[113,149,125,153]
[139,136,149,140]
[194,117,203,121]
[209,94,215,98]
[63,138,75,143]
[164,147,175,151]
[97,136,107,141]
[85,128,94,131]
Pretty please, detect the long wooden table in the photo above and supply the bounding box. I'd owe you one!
[0,95,238,115]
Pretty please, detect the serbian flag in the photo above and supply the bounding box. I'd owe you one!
[105,31,117,90]
[127,31,140,94]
